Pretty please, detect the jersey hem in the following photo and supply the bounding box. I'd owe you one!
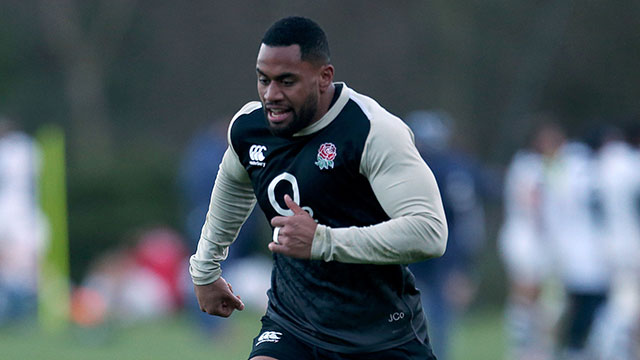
[265,308,423,354]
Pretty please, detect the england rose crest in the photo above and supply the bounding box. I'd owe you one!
[315,143,337,170]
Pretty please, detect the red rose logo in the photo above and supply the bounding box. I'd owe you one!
[318,143,337,161]
[315,143,337,170]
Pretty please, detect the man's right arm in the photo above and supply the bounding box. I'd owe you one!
[189,145,256,285]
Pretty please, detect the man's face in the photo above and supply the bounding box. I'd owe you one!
[256,44,322,137]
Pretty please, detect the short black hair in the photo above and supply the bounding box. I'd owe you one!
[261,16,330,64]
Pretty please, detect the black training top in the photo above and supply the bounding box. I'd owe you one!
[190,82,447,353]
[228,84,430,353]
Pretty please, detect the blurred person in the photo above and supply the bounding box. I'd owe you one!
[76,227,187,325]
[179,121,230,250]
[178,121,271,334]
[405,110,489,360]
[0,118,48,325]
[589,123,640,360]
[538,124,610,359]
[498,122,564,360]
[189,16,448,360]
[133,227,188,310]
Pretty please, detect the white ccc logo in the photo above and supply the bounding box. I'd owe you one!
[250,145,267,162]
[256,331,282,346]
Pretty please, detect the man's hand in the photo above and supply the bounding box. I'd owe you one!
[269,194,317,259]
[194,277,244,317]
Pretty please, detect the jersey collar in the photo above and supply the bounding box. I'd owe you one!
[293,82,350,137]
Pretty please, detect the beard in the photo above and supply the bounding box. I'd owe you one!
[264,93,318,138]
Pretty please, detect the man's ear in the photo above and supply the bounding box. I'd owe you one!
[318,64,334,93]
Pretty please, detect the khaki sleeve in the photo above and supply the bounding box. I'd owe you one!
[189,146,256,285]
[310,116,448,264]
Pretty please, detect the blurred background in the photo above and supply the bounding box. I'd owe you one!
[1,1,639,359]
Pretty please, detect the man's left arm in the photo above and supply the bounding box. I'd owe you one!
[270,116,448,264]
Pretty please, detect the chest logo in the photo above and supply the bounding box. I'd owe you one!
[315,143,337,170]
[249,144,267,167]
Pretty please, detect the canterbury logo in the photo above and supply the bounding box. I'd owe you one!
[249,144,267,167]
[256,331,282,346]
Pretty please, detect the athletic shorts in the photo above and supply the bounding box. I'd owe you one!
[248,315,437,360]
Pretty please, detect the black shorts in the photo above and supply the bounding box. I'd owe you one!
[248,315,437,360]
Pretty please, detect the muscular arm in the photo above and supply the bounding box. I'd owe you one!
[310,115,448,264]
[189,146,256,285]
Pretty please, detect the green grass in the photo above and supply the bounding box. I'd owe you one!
[451,308,505,360]
[0,308,504,360]
[0,310,260,360]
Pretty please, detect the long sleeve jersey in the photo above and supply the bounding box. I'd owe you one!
[190,83,447,353]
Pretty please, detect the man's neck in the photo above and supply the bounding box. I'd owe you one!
[312,83,336,124]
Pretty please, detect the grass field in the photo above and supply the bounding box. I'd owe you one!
[0,308,504,359]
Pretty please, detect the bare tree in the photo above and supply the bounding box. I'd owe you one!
[38,0,137,168]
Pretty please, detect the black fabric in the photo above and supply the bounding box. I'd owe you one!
[230,92,427,353]
[563,291,607,349]
[248,315,437,360]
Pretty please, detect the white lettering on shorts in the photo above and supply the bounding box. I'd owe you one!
[388,312,405,323]
[256,331,283,346]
